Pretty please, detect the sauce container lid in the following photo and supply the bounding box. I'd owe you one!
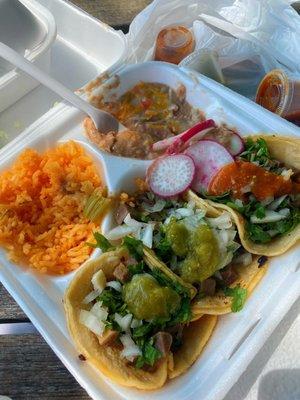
[255,69,294,116]
[154,26,195,65]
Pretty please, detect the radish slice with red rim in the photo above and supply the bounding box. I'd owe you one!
[147,154,195,198]
[152,119,216,153]
[184,140,234,193]
[202,128,244,156]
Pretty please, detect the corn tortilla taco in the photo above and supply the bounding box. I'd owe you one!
[100,188,268,316]
[65,244,216,389]
[204,135,300,256]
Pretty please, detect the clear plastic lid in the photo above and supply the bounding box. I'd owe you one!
[255,69,300,126]
[154,26,195,65]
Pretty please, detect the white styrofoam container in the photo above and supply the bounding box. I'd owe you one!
[0,62,299,400]
[0,0,57,113]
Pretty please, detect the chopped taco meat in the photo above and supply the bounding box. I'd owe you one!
[220,265,238,286]
[201,278,216,296]
[113,262,129,282]
[98,329,119,346]
[115,203,129,225]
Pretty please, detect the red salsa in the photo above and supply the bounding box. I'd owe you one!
[208,160,296,201]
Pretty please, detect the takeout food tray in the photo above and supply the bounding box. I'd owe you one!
[0,62,299,400]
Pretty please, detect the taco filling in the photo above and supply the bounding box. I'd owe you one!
[97,190,262,313]
[206,137,300,244]
[78,237,196,371]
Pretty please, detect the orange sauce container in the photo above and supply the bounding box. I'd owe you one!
[154,26,195,65]
[256,69,300,126]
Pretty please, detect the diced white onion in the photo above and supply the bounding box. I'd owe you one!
[142,199,166,212]
[215,229,229,252]
[234,252,252,266]
[105,225,137,240]
[268,195,287,211]
[106,280,122,292]
[234,199,244,208]
[124,214,145,228]
[91,270,106,292]
[241,184,252,194]
[90,302,108,321]
[260,196,274,206]
[141,224,154,248]
[187,200,196,209]
[82,289,100,304]
[131,318,143,329]
[79,310,105,336]
[278,208,290,217]
[175,208,194,217]
[182,212,206,230]
[250,210,288,224]
[120,334,142,359]
[267,229,279,237]
[207,212,232,229]
[114,313,133,332]
[281,169,293,180]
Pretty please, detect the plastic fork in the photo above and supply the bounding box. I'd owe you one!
[0,41,124,133]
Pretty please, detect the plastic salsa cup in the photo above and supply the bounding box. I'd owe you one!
[154,25,195,65]
[255,69,300,125]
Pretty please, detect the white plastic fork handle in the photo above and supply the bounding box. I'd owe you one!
[0,42,119,133]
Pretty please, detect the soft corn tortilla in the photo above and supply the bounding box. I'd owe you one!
[205,135,300,257]
[191,257,268,316]
[64,248,216,389]
[168,315,217,379]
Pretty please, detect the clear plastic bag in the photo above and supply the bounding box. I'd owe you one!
[127,0,300,99]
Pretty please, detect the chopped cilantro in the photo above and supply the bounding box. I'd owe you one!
[246,222,272,243]
[172,296,192,324]
[132,323,152,339]
[122,236,143,260]
[246,208,300,243]
[86,232,112,252]
[128,261,145,276]
[205,189,299,244]
[151,267,188,296]
[239,138,281,173]
[98,288,127,315]
[154,235,173,263]
[255,205,266,219]
[135,338,162,368]
[143,341,162,366]
[224,286,247,312]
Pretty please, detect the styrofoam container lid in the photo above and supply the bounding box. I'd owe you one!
[0,0,57,113]
[0,0,56,76]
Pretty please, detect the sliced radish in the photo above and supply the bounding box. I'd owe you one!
[147,154,195,197]
[203,129,244,156]
[184,140,234,193]
[152,119,216,153]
